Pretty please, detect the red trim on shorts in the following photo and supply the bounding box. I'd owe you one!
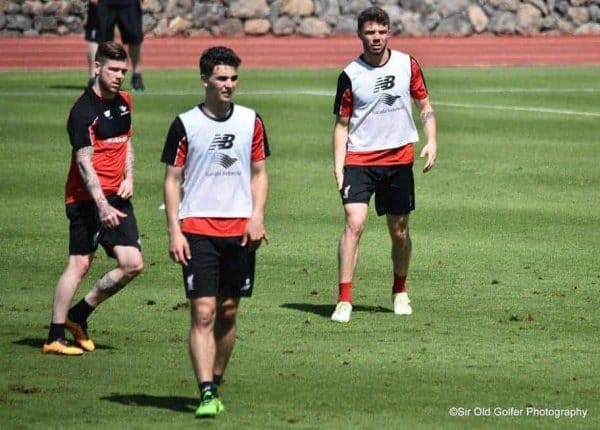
[345,143,414,166]
[181,218,248,237]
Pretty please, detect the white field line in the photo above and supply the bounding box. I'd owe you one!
[2,88,599,117]
[434,101,600,117]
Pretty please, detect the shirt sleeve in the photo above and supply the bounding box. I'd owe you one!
[66,105,98,151]
[333,71,353,117]
[410,57,429,100]
[161,116,188,167]
[251,113,270,162]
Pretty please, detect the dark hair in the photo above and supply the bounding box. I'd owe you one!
[199,46,242,77]
[357,7,390,32]
[95,41,128,64]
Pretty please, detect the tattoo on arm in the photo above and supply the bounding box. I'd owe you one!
[420,111,435,127]
[76,146,108,209]
[125,141,135,178]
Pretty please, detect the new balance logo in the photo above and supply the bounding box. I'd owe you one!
[209,134,235,150]
[212,153,238,168]
[374,75,395,93]
[240,278,252,292]
[379,94,400,106]
[343,185,351,199]
[186,274,194,292]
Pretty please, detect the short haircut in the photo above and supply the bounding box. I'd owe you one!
[199,46,242,77]
[357,7,390,32]
[95,41,128,64]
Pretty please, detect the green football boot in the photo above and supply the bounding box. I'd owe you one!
[195,391,225,418]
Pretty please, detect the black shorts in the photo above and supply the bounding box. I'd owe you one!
[182,234,256,299]
[84,2,99,42]
[341,165,415,216]
[66,196,141,258]
[95,1,143,45]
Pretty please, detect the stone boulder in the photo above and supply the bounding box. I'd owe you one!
[142,0,163,14]
[399,11,429,36]
[275,0,315,17]
[219,18,244,36]
[230,0,270,19]
[340,0,371,15]
[272,16,296,35]
[5,14,32,31]
[487,0,519,12]
[167,16,192,36]
[437,0,472,18]
[298,17,331,36]
[332,16,356,34]
[468,4,489,33]
[433,13,473,36]
[22,1,43,17]
[244,18,271,35]
[516,3,543,34]
[574,22,600,34]
[489,10,517,33]
[567,7,591,25]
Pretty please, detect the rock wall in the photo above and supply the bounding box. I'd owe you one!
[1,0,599,37]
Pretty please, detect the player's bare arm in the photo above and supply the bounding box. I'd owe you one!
[332,115,350,190]
[242,159,269,250]
[76,146,127,227]
[414,96,437,173]
[164,164,191,266]
[118,139,135,199]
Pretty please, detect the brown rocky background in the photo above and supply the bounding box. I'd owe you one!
[1,0,599,37]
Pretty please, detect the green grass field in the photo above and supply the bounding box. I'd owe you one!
[1,66,599,429]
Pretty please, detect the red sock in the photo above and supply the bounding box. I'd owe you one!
[392,274,407,294]
[338,282,352,303]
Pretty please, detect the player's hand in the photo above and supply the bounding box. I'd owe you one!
[169,232,191,266]
[241,219,268,251]
[98,203,127,229]
[420,142,437,173]
[117,177,134,199]
[334,169,344,191]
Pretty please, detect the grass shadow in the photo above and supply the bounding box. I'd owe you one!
[101,393,196,413]
[14,337,116,350]
[280,303,392,318]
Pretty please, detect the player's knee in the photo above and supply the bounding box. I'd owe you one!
[344,219,365,238]
[69,256,92,277]
[121,257,144,279]
[128,259,144,278]
[218,304,238,325]
[191,302,216,328]
[390,228,410,245]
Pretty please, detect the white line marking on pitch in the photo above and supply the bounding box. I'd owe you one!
[2,88,599,117]
[434,101,600,117]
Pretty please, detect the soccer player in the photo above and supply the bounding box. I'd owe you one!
[43,42,144,355]
[330,7,437,323]
[161,46,270,418]
[84,0,99,87]
[95,0,146,91]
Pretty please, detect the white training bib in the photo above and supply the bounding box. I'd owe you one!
[178,104,256,219]
[344,50,419,152]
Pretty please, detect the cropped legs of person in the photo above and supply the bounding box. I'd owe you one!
[45,246,143,354]
[387,214,413,315]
